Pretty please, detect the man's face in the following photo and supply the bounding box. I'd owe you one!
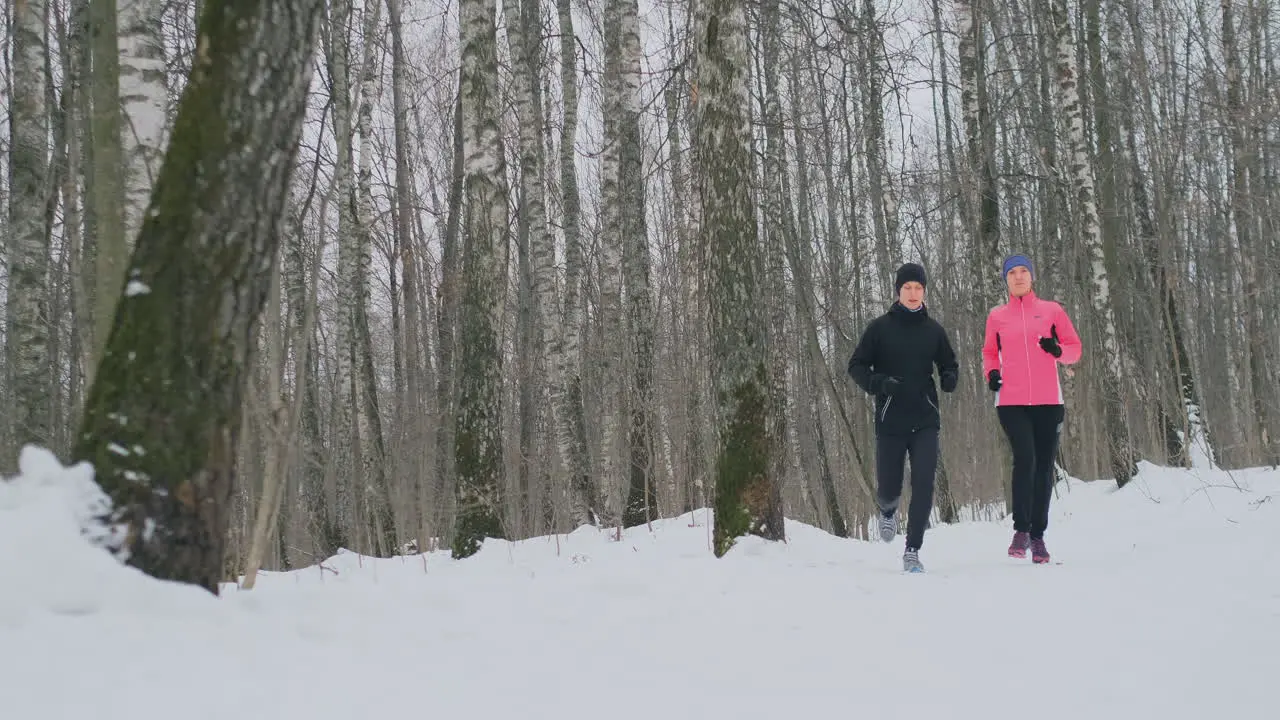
[899,281,924,309]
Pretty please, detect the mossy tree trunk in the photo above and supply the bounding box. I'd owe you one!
[73,0,325,595]
[696,0,784,557]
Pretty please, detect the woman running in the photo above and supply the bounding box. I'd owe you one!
[982,254,1082,564]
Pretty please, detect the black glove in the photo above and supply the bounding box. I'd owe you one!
[987,369,1002,392]
[940,369,958,393]
[1039,324,1063,358]
[1039,335,1062,358]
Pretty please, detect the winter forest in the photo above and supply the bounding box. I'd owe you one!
[1,0,1277,587]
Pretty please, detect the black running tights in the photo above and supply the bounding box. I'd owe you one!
[997,404,1065,539]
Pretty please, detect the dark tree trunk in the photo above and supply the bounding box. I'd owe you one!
[74,0,325,595]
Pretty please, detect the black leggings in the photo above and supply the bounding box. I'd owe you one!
[997,404,1065,539]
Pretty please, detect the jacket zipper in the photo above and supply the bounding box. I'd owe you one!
[881,397,893,422]
[1021,297,1033,401]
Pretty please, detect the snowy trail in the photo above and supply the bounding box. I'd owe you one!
[1,450,1276,719]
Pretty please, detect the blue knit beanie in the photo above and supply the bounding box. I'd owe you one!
[1002,253,1034,279]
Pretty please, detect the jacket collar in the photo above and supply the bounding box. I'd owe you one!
[1006,289,1038,306]
[889,301,929,319]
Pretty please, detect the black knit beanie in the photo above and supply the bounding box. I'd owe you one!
[894,263,927,294]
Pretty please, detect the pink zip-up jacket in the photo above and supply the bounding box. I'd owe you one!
[982,291,1082,406]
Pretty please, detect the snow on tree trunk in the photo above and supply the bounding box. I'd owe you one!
[695,0,784,557]
[74,0,324,594]
[118,0,168,243]
[452,0,510,559]
[1049,0,1135,486]
[7,0,52,461]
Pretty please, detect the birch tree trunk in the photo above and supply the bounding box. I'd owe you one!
[241,254,290,589]
[598,0,628,528]
[286,198,333,556]
[434,87,463,542]
[530,0,557,529]
[1222,0,1276,466]
[327,0,358,542]
[857,0,896,298]
[697,0,784,557]
[956,0,1002,308]
[7,0,52,461]
[615,0,656,528]
[452,0,510,558]
[663,0,705,515]
[503,0,555,536]
[61,0,90,443]
[554,0,594,529]
[387,0,426,543]
[118,0,168,242]
[353,0,396,554]
[1049,0,1135,486]
[74,0,324,593]
[758,0,795,537]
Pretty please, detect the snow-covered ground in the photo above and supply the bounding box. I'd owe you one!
[1,446,1275,719]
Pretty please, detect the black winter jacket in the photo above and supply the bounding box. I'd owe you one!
[848,302,960,436]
